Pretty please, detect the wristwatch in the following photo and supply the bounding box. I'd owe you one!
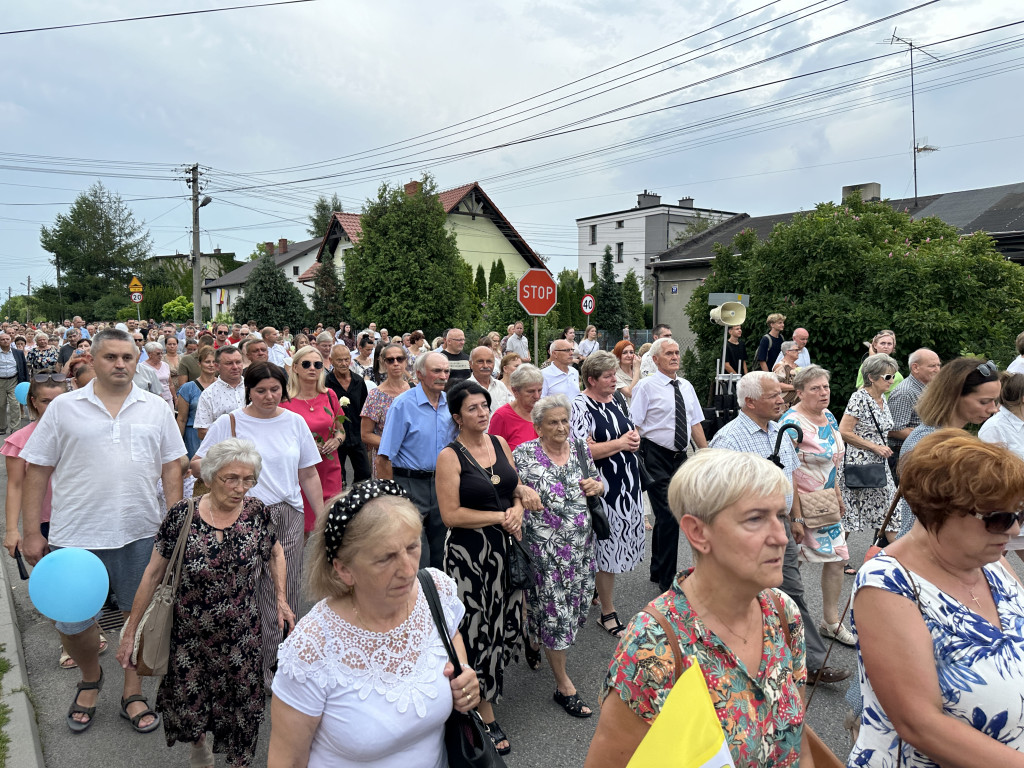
[791,517,806,525]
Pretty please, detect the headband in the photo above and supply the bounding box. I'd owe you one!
[324,479,409,562]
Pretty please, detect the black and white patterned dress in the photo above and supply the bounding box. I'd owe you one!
[443,436,523,702]
[570,394,645,573]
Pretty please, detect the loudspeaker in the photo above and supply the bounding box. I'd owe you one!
[709,301,746,326]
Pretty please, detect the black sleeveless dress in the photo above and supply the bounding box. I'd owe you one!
[443,435,524,701]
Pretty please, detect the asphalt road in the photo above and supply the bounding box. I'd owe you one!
[5,467,879,768]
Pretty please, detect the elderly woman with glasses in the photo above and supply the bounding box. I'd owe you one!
[839,353,899,540]
[849,430,1024,767]
[143,341,175,407]
[360,343,412,480]
[489,364,544,451]
[26,332,58,377]
[118,438,293,768]
[281,346,345,536]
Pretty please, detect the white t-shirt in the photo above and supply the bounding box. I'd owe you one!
[1008,356,1024,375]
[541,364,581,399]
[195,409,320,509]
[505,333,530,361]
[21,382,186,549]
[272,569,465,768]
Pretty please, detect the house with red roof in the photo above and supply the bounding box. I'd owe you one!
[297,181,549,285]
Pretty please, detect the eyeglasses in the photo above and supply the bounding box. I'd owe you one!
[300,360,324,370]
[970,509,1024,534]
[553,347,572,353]
[216,474,257,489]
[384,356,406,364]
[976,360,998,377]
[33,372,67,383]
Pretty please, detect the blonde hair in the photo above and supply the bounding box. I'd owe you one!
[305,493,422,601]
[286,345,327,398]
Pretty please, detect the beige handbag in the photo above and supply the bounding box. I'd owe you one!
[799,489,842,528]
[132,498,194,676]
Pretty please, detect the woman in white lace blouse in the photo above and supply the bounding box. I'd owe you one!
[268,481,481,768]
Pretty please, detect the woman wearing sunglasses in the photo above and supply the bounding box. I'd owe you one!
[839,353,900,544]
[849,430,1024,767]
[281,346,343,536]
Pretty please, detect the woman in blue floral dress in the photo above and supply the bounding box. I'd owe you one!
[850,430,1024,767]
[513,395,602,719]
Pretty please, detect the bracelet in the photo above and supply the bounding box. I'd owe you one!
[791,518,805,525]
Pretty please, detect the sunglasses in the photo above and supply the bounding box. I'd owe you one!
[33,372,67,383]
[383,356,406,364]
[217,330,229,335]
[300,360,324,370]
[970,509,1024,534]
[976,360,998,377]
[880,373,896,381]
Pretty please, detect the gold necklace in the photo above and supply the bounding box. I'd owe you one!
[295,393,317,412]
[688,584,758,645]
[352,593,413,633]
[458,436,501,485]
[931,555,985,608]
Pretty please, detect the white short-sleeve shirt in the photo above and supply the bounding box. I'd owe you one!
[194,377,245,430]
[21,381,186,549]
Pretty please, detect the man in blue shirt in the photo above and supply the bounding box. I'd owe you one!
[377,351,452,569]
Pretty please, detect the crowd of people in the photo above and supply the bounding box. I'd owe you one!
[5,310,1024,767]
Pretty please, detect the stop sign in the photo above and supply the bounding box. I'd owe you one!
[517,269,557,316]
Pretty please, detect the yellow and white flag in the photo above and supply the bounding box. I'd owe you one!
[628,659,737,768]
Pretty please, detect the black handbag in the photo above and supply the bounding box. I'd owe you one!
[417,571,507,768]
[843,398,889,489]
[574,440,611,540]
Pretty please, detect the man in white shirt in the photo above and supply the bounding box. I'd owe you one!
[194,346,245,440]
[630,337,707,591]
[640,324,673,377]
[770,327,811,369]
[470,345,511,413]
[541,339,581,399]
[20,327,185,734]
[1009,331,1024,374]
[0,332,26,433]
[505,320,531,363]
[261,326,291,368]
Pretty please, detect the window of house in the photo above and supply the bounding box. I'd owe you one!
[615,220,624,229]
[292,266,300,276]
[616,243,624,263]
[589,224,597,245]
[590,262,597,282]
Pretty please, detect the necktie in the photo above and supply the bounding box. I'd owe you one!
[671,379,689,452]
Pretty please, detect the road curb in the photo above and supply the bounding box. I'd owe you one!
[0,553,46,768]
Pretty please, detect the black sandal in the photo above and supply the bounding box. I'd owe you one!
[600,611,626,638]
[844,564,857,576]
[524,642,542,670]
[485,719,511,755]
[120,694,161,733]
[67,668,103,733]
[554,689,593,718]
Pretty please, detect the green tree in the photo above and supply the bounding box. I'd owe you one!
[554,269,584,331]
[311,249,347,327]
[39,181,151,320]
[233,253,310,330]
[683,197,1024,410]
[489,258,506,288]
[161,296,194,322]
[307,193,344,238]
[592,245,626,335]
[343,175,474,337]
[672,212,712,244]
[475,264,488,301]
[621,268,645,329]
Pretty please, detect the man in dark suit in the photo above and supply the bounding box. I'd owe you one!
[0,331,28,434]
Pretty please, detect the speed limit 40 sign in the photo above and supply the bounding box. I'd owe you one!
[581,293,595,316]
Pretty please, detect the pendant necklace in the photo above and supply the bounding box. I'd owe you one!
[933,557,984,608]
[459,437,501,485]
[295,395,316,412]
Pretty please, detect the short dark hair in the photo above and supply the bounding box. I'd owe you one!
[215,345,241,363]
[243,362,290,404]
[653,323,671,335]
[447,379,491,418]
[92,328,132,356]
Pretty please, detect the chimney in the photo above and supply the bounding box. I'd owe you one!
[637,190,661,208]
[279,238,288,254]
[841,182,881,203]
[678,196,694,208]
[264,241,275,256]
[404,180,423,196]
[213,247,221,254]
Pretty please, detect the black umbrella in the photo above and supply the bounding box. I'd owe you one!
[767,423,803,469]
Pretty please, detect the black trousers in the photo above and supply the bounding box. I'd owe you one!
[393,473,446,571]
[641,439,688,592]
[338,443,372,484]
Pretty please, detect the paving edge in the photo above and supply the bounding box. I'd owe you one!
[0,555,46,768]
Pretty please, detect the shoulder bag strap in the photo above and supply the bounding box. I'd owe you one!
[640,607,683,681]
[454,439,504,511]
[767,590,793,651]
[229,412,237,438]
[574,439,592,480]
[166,497,195,596]
[865,399,886,443]
[417,570,462,675]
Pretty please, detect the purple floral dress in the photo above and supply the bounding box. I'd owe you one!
[154,496,276,765]
[512,439,598,651]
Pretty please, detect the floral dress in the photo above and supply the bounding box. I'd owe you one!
[602,573,806,768]
[850,554,1024,766]
[26,345,58,376]
[512,438,598,651]
[155,496,276,766]
[360,387,398,479]
[779,407,848,563]
[841,389,898,533]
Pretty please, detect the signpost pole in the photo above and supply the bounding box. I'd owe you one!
[533,317,539,366]
[137,303,141,323]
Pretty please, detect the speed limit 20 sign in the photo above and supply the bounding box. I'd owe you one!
[131,292,143,304]
[581,293,595,316]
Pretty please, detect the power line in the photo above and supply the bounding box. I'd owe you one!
[0,0,318,36]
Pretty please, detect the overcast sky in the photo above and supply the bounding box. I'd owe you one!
[1,0,1021,309]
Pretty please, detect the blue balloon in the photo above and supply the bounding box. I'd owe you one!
[14,381,29,406]
[28,548,109,623]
